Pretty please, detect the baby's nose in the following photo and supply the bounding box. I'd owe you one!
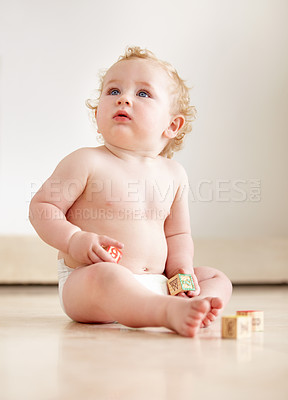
[117,94,131,106]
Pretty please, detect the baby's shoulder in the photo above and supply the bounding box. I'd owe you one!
[54,146,107,177]
[68,146,103,157]
[159,156,188,183]
[63,146,107,164]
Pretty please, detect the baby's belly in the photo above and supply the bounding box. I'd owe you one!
[59,218,168,274]
[118,224,168,274]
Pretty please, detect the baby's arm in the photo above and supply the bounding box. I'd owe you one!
[29,148,123,265]
[164,165,200,296]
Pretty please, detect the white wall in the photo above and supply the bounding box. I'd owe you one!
[0,0,287,240]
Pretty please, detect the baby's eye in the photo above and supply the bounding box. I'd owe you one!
[108,88,120,95]
[137,90,150,98]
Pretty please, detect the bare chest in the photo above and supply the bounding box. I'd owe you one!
[71,167,178,222]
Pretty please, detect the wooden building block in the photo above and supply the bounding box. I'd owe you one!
[167,273,195,296]
[104,246,122,263]
[222,315,252,339]
[236,310,264,331]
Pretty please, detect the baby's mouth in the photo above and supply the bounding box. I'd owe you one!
[113,110,131,120]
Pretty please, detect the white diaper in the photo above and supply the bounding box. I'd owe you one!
[58,259,75,312]
[133,274,168,296]
[57,259,169,313]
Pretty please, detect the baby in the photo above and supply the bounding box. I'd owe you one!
[29,46,232,337]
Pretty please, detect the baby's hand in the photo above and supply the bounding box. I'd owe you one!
[176,268,200,298]
[67,231,124,265]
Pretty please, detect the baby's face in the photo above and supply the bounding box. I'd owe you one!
[96,58,176,155]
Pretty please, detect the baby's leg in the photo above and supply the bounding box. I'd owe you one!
[62,262,211,337]
[194,266,233,327]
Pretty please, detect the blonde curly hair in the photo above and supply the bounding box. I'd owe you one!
[86,46,196,158]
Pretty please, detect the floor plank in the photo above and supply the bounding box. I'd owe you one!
[0,286,287,400]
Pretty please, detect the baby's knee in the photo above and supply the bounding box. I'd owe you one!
[217,268,232,286]
[85,262,115,283]
[211,267,230,280]
[84,262,130,289]
[195,266,232,286]
[211,267,233,293]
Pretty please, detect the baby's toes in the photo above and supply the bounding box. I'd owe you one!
[202,316,212,327]
[202,309,219,327]
[211,297,223,311]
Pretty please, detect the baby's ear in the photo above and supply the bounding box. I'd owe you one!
[164,115,185,139]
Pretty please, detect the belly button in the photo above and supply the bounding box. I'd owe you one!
[143,267,148,272]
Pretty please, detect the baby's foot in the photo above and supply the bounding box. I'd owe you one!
[166,298,210,337]
[201,297,223,328]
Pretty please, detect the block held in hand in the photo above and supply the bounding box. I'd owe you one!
[167,273,196,296]
[104,246,122,263]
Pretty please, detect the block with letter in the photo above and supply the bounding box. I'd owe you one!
[167,273,196,296]
[104,246,122,263]
[222,315,252,339]
[236,310,264,331]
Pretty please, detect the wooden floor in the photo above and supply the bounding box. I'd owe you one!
[1,285,288,400]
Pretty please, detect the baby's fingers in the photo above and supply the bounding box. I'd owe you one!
[91,245,117,263]
[99,235,124,250]
[176,292,187,298]
[186,289,200,298]
[87,248,104,264]
[191,273,200,296]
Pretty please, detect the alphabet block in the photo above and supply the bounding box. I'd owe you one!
[104,246,122,263]
[236,310,264,331]
[221,315,252,339]
[167,273,196,296]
